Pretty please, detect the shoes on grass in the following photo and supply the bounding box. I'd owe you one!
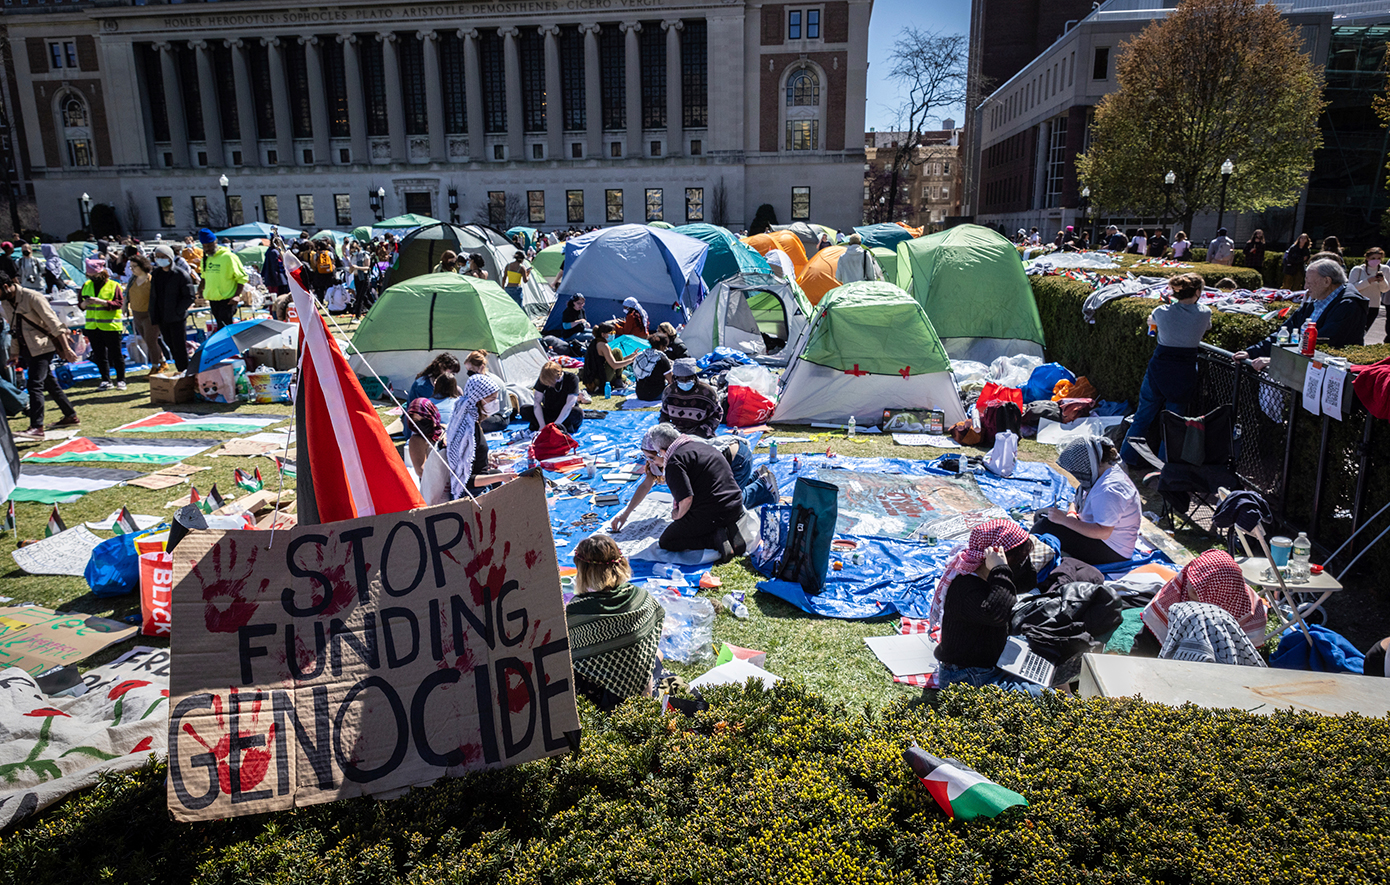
[96,381,112,391]
[13,427,44,440]
[49,414,79,428]
[115,381,127,391]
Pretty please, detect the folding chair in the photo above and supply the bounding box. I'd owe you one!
[1128,404,1242,532]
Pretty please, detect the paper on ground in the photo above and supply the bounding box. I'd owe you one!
[10,526,103,576]
[863,633,940,677]
[1036,416,1126,445]
[893,433,960,448]
[688,658,781,691]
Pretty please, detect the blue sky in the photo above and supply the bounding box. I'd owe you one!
[864,0,971,131]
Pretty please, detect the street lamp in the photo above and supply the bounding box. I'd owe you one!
[218,174,231,228]
[1163,170,1175,228]
[79,192,92,236]
[1079,186,1095,247]
[377,186,387,221]
[369,187,381,221]
[448,187,458,224]
[1216,158,1234,233]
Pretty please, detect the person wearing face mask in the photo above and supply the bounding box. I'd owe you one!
[149,244,196,373]
[1350,247,1388,343]
[660,359,722,439]
[195,227,248,330]
[526,361,583,433]
[1,270,79,440]
[124,255,166,374]
[79,257,126,391]
[444,373,512,499]
[16,243,42,291]
[580,321,638,395]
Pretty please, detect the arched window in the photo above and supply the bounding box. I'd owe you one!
[57,92,93,168]
[63,97,88,128]
[786,69,819,107]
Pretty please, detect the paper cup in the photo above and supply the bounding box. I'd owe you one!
[1269,536,1293,568]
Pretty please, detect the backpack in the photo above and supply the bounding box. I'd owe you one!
[980,400,1022,446]
[314,249,335,275]
[529,423,579,461]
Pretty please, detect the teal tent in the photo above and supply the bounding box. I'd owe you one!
[216,221,303,240]
[675,223,770,288]
[854,223,915,251]
[375,213,439,230]
[505,226,538,250]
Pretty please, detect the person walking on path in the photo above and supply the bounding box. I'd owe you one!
[1207,228,1235,266]
[149,245,196,374]
[79,257,125,390]
[1,270,78,440]
[197,227,247,330]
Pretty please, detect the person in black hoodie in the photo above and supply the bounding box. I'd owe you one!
[149,244,196,373]
[1235,258,1367,369]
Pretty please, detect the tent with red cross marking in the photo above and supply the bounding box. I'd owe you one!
[771,282,968,427]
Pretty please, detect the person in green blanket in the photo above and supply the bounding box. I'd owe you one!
[564,534,664,710]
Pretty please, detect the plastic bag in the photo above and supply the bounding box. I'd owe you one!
[985,430,1018,477]
[652,586,716,663]
[725,385,776,427]
[1022,362,1075,404]
[84,532,141,598]
[949,359,990,400]
[726,363,779,399]
[986,354,1044,388]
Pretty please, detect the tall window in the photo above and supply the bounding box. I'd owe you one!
[645,188,663,222]
[528,190,545,224]
[1043,116,1068,209]
[177,45,206,141]
[228,195,244,226]
[488,191,506,227]
[639,25,666,130]
[519,30,546,133]
[599,27,625,131]
[157,196,175,228]
[567,189,585,224]
[786,120,818,151]
[61,94,93,168]
[606,189,623,223]
[262,194,279,224]
[284,40,312,140]
[249,41,276,140]
[335,194,352,226]
[807,9,820,39]
[192,196,210,227]
[141,46,171,143]
[1092,47,1109,80]
[791,186,810,220]
[560,26,585,131]
[360,37,389,138]
[788,11,801,40]
[399,36,428,136]
[480,31,507,133]
[297,195,316,228]
[440,33,467,134]
[681,20,707,129]
[50,41,77,70]
[213,43,241,140]
[323,39,350,138]
[787,69,819,106]
[685,188,703,222]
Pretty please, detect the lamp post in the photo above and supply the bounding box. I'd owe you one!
[377,186,387,221]
[79,192,91,236]
[219,174,231,228]
[877,194,885,224]
[1163,170,1175,229]
[1216,158,1234,233]
[1079,186,1094,248]
[448,187,458,224]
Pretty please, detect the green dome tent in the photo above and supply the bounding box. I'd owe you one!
[896,224,1044,363]
[772,282,967,426]
[375,213,440,230]
[347,273,548,393]
[384,222,555,317]
[683,272,813,366]
[531,243,565,283]
[870,247,899,285]
[675,223,771,288]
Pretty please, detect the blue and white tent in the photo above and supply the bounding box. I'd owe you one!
[544,224,708,333]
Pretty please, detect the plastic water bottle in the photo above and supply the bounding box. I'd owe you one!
[847,416,856,438]
[1277,326,1290,346]
[721,592,749,619]
[1291,532,1311,583]
[1031,486,1043,512]
[769,439,778,462]
[604,381,611,398]
[1290,327,1300,349]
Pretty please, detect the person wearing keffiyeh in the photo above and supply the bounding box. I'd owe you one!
[1133,549,1268,656]
[564,534,665,710]
[612,296,650,339]
[444,373,507,499]
[1033,436,1141,565]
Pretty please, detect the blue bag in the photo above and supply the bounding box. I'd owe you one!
[1022,362,1075,404]
[1270,624,1365,674]
[83,532,141,598]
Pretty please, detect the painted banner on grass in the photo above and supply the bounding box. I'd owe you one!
[166,473,579,822]
[9,465,144,503]
[21,438,213,466]
[821,469,1007,540]
[113,413,290,434]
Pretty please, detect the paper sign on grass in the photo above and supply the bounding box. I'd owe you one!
[165,474,580,822]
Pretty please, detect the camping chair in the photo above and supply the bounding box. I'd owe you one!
[1128,405,1242,532]
[1222,501,1313,643]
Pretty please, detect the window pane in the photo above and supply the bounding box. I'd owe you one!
[520,29,546,133]
[440,33,467,134]
[787,70,819,106]
[600,26,625,130]
[645,188,663,222]
[639,25,666,130]
[791,186,810,221]
[685,187,703,223]
[322,39,348,138]
[176,45,205,142]
[560,26,585,131]
[567,189,585,224]
[399,35,428,136]
[1092,47,1108,80]
[65,42,77,68]
[335,194,352,227]
[605,188,623,223]
[480,31,507,133]
[489,191,506,227]
[192,196,210,228]
[249,41,277,139]
[788,11,801,40]
[263,195,279,225]
[285,39,313,140]
[681,20,708,129]
[360,36,389,137]
[298,194,315,227]
[51,44,63,70]
[158,196,176,228]
[807,10,819,39]
[213,43,242,140]
[528,190,546,224]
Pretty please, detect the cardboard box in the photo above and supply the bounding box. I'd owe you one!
[244,345,297,372]
[149,373,196,404]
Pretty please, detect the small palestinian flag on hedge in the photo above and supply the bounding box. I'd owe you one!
[234,468,263,493]
[3,500,14,533]
[903,744,1027,821]
[46,505,66,538]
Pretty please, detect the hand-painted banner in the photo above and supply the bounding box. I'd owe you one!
[166,474,578,822]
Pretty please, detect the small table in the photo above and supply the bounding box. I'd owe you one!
[1236,555,1343,620]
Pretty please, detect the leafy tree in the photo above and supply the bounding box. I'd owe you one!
[1076,0,1324,234]
[1376,40,1390,238]
[881,28,967,223]
[749,203,777,235]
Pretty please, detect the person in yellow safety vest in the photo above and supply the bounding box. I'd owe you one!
[79,257,127,391]
[196,227,248,330]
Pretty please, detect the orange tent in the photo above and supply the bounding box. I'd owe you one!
[895,222,924,238]
[742,231,810,274]
[797,245,847,305]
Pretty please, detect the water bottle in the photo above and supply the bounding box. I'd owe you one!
[847,416,856,438]
[1031,486,1043,512]
[1291,532,1311,583]
[1290,327,1300,349]
[721,592,749,619]
[769,439,778,462]
[603,381,611,398]
[792,455,800,473]
[1277,326,1290,346]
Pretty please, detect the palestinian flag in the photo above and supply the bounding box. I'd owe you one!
[113,413,290,434]
[21,437,213,466]
[234,468,263,493]
[0,420,19,504]
[9,465,143,504]
[200,484,226,514]
[903,744,1027,821]
[112,507,140,535]
[274,456,297,479]
[46,505,66,537]
[3,500,14,533]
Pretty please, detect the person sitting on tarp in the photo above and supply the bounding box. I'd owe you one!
[1034,437,1140,566]
[580,322,638,395]
[612,297,650,339]
[445,374,512,499]
[1121,272,1211,468]
[525,360,583,433]
[631,332,673,403]
[565,534,665,710]
[933,519,1042,697]
[610,423,747,557]
[660,359,722,439]
[657,321,689,360]
[708,434,779,510]
[1234,258,1368,370]
[1130,549,1267,657]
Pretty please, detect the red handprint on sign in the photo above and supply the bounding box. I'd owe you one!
[193,540,270,633]
[180,689,277,797]
[461,509,511,611]
[293,536,364,618]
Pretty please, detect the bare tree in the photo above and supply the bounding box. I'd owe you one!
[882,28,968,222]
[122,190,144,237]
[473,192,529,228]
[862,167,900,224]
[711,178,729,228]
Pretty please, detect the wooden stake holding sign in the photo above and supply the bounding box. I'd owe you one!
[165,474,580,821]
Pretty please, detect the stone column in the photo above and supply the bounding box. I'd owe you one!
[581,24,602,158]
[501,27,523,159]
[380,33,407,162]
[662,20,682,156]
[228,40,259,166]
[542,25,562,159]
[155,42,190,167]
[192,41,225,166]
[622,21,642,156]
[339,35,369,164]
[419,31,446,161]
[301,36,331,165]
[263,37,294,165]
[462,29,485,161]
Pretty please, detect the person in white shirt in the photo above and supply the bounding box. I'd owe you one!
[1208,228,1235,265]
[1349,247,1388,343]
[1033,437,1141,565]
[1128,231,1148,255]
[835,233,883,284]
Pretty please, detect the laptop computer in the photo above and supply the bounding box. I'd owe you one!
[996,636,1056,686]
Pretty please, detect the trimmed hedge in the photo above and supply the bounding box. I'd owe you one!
[7,684,1390,884]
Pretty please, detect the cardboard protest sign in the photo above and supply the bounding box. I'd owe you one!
[166,474,580,822]
[0,605,139,675]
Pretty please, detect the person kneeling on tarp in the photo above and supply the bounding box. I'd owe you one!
[933,519,1042,697]
[610,423,747,556]
[565,534,666,710]
[1033,437,1140,566]
[525,360,583,433]
[444,374,514,499]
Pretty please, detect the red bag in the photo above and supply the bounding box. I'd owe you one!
[976,382,1024,412]
[139,552,173,637]
[529,423,579,461]
[725,385,777,427]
